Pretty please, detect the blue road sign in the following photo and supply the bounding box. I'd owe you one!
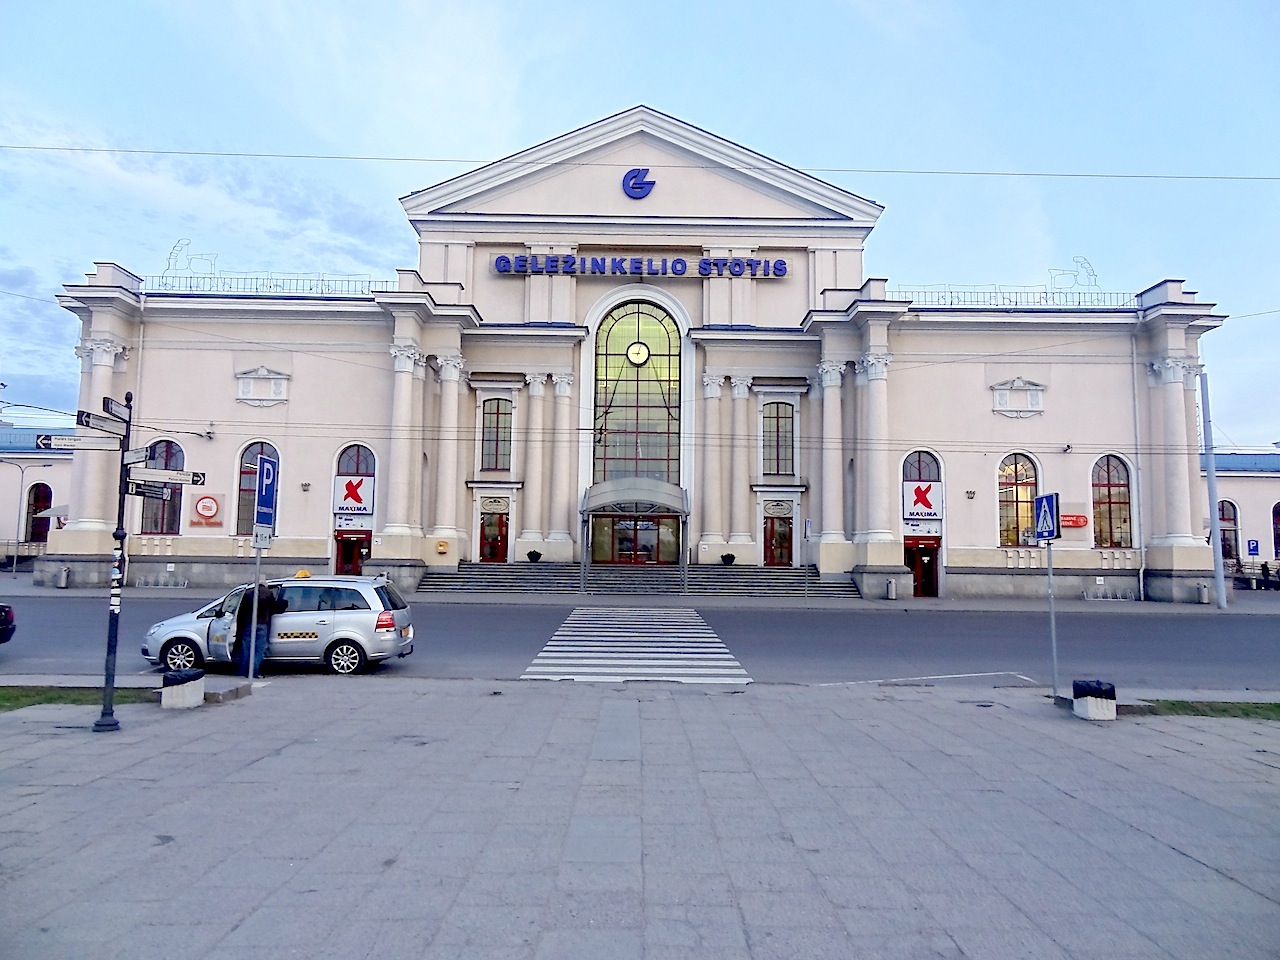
[1248,539,1260,557]
[254,455,279,529]
[1034,492,1061,541]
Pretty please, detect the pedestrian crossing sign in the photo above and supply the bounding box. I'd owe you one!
[1034,493,1061,541]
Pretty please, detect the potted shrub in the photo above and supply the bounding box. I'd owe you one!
[527,550,542,563]
[720,553,735,566]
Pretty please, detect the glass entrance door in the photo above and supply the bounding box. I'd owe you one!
[480,512,508,563]
[763,517,792,566]
[590,515,679,564]
[904,537,940,597]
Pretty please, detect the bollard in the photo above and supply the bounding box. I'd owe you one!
[161,668,205,709]
[885,579,897,601]
[56,566,70,589]
[1196,582,1210,604]
[1072,679,1116,721]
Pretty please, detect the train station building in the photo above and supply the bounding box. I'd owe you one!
[37,106,1234,600]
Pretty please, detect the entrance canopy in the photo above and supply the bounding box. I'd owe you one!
[581,478,688,517]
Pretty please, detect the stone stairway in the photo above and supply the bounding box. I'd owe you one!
[417,561,862,599]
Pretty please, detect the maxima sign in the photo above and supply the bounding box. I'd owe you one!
[494,253,788,278]
[902,481,943,521]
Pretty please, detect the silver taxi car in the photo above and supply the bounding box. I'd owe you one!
[142,574,414,674]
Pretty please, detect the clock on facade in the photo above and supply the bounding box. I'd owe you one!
[626,341,650,366]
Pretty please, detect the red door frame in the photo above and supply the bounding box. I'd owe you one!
[904,536,941,597]
[335,531,371,575]
[480,512,509,562]
[763,516,793,566]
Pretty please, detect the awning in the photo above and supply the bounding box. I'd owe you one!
[581,478,688,517]
[34,504,68,518]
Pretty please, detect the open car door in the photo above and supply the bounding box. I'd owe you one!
[207,585,248,664]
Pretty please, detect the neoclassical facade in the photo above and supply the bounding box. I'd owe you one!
[39,107,1226,600]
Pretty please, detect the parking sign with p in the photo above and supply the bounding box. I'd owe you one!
[254,455,279,530]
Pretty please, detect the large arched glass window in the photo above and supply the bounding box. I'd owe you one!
[1218,500,1240,565]
[762,402,794,476]
[337,444,376,476]
[480,399,512,471]
[141,441,184,535]
[593,301,680,483]
[903,451,941,483]
[236,442,280,535]
[1091,455,1132,548]
[998,453,1037,546]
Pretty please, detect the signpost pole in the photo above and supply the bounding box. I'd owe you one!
[1047,538,1059,701]
[94,393,131,733]
[245,454,279,679]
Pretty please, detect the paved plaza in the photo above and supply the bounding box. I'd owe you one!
[1,674,1277,959]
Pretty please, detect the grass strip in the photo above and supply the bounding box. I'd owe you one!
[1148,700,1280,721]
[0,687,156,713]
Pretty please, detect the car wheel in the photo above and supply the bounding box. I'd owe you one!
[160,639,203,671]
[326,640,366,675]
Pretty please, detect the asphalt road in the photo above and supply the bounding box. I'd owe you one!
[1,593,1277,691]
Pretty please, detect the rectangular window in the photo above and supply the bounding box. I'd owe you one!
[481,399,512,471]
[762,402,795,476]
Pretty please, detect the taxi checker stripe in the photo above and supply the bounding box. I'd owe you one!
[522,607,751,684]
[274,631,319,639]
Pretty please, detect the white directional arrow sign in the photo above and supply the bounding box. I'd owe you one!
[129,467,206,485]
[36,434,121,451]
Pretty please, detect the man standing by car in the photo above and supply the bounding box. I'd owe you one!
[236,582,280,678]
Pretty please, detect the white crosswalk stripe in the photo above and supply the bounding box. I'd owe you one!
[522,607,751,683]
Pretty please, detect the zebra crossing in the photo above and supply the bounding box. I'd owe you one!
[521,607,751,684]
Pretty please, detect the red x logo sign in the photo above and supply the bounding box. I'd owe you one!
[913,484,933,509]
[343,478,364,504]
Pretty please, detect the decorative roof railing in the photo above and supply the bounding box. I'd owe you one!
[143,275,399,296]
[890,289,1139,308]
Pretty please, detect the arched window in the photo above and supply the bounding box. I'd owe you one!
[593,301,680,483]
[337,444,376,476]
[141,441,184,535]
[237,442,280,535]
[762,402,794,476]
[998,454,1037,546]
[1218,500,1240,565]
[25,483,52,543]
[480,399,512,471]
[903,451,941,482]
[1091,455,1132,548]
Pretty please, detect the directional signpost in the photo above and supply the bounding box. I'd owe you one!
[90,393,134,733]
[1034,492,1062,700]
[246,454,280,680]
[126,480,172,501]
[35,434,121,452]
[76,410,127,437]
[128,467,205,486]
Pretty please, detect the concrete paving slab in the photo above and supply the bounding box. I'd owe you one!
[0,676,1277,958]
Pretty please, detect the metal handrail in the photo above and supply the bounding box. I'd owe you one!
[142,275,398,296]
[891,289,1139,308]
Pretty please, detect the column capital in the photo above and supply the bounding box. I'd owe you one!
[552,374,574,397]
[390,343,424,373]
[730,376,752,400]
[817,360,846,387]
[702,374,724,398]
[76,337,128,367]
[1150,356,1195,384]
[435,355,465,381]
[857,352,892,381]
[525,373,548,397]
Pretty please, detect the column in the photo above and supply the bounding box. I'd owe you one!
[67,337,126,531]
[547,374,575,542]
[384,344,422,536]
[818,361,847,541]
[728,376,753,543]
[519,374,548,541]
[700,375,725,543]
[1153,356,1197,544]
[860,351,894,540]
[431,356,464,537]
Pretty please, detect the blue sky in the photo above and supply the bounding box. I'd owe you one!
[2,0,1276,446]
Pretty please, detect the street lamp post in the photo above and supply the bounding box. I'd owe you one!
[0,458,54,578]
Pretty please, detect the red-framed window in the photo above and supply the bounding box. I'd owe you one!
[338,444,376,476]
[236,441,279,536]
[1091,455,1132,548]
[903,450,941,483]
[998,453,1037,546]
[1218,500,1240,563]
[762,402,794,476]
[141,440,184,535]
[480,399,512,471]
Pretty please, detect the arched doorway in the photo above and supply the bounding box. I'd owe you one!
[588,300,682,563]
[903,451,942,597]
[25,483,53,544]
[335,444,376,574]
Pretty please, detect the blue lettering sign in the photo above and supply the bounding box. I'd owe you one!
[513,255,528,273]
[671,258,687,275]
[630,257,643,275]
[494,255,512,273]
[773,259,787,276]
[728,258,745,277]
[562,255,577,274]
[610,257,627,274]
[621,167,656,199]
[545,255,559,274]
[698,258,712,276]
[493,251,788,279]
[591,257,607,274]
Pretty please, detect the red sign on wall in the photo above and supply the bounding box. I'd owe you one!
[1061,514,1089,528]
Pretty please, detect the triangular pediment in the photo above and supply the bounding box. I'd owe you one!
[401,106,883,226]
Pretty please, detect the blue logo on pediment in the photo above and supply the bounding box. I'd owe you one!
[622,168,655,200]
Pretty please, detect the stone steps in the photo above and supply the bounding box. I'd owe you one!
[417,562,861,599]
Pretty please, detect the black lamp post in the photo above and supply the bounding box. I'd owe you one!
[94,391,132,733]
